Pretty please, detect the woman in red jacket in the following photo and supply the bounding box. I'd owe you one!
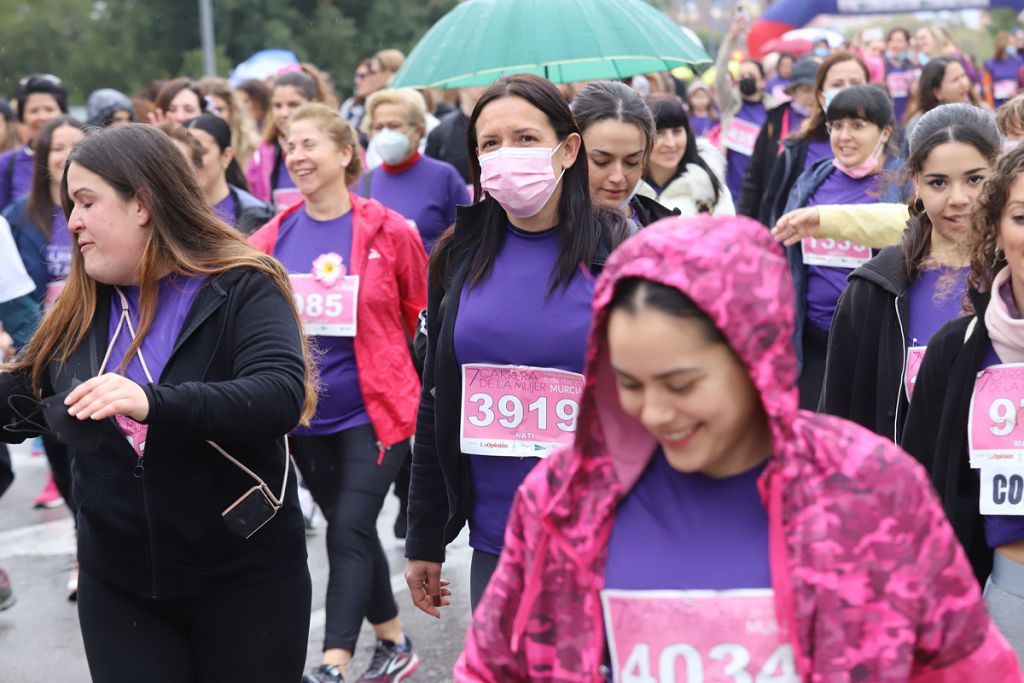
[249,103,426,683]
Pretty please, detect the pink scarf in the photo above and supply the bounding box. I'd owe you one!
[985,267,1024,364]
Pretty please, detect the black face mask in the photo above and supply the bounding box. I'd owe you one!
[739,77,759,97]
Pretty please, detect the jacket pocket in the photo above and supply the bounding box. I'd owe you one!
[77,472,148,564]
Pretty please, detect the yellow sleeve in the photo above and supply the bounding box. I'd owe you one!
[816,204,910,249]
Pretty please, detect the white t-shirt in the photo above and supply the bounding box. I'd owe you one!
[0,215,35,304]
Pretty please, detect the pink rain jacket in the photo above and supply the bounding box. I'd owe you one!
[456,216,1021,682]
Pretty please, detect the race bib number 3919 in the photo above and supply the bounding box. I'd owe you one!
[601,589,798,683]
[459,363,584,457]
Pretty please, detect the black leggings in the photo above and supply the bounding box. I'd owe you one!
[77,567,312,683]
[0,444,12,499]
[470,549,500,612]
[291,424,407,652]
[798,322,830,411]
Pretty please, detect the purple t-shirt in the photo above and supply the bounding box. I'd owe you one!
[804,138,833,171]
[985,55,1023,107]
[907,266,968,347]
[46,208,72,282]
[213,191,237,227]
[804,167,881,331]
[605,450,770,590]
[0,146,35,212]
[273,207,370,436]
[106,274,207,386]
[358,156,469,253]
[454,223,594,555]
[765,76,790,103]
[690,114,714,139]
[725,100,768,199]
[885,62,916,125]
[979,340,1024,548]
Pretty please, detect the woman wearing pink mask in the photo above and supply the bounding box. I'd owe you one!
[780,85,907,410]
[403,73,626,616]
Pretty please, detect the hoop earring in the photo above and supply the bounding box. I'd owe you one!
[996,246,1006,260]
[913,197,924,213]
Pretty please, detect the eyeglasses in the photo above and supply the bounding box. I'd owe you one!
[825,119,873,135]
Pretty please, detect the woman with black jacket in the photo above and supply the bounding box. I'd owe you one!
[902,145,1024,657]
[0,124,316,682]
[821,104,999,442]
[570,81,677,232]
[403,74,627,615]
[184,113,274,235]
[758,52,870,228]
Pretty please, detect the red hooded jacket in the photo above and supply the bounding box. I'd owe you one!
[250,194,427,448]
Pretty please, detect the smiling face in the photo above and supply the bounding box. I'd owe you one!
[915,141,991,253]
[829,117,886,167]
[166,88,202,124]
[272,85,311,138]
[65,163,151,286]
[608,303,771,477]
[285,118,351,199]
[582,119,646,211]
[22,93,62,140]
[650,125,687,178]
[47,125,85,188]
[934,62,970,104]
[916,28,936,56]
[818,60,868,108]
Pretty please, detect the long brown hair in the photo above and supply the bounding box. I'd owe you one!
[26,115,87,237]
[7,124,317,424]
[967,145,1024,294]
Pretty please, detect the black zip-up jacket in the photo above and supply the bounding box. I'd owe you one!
[405,201,619,563]
[229,184,275,236]
[901,288,992,584]
[631,194,678,227]
[820,246,912,443]
[738,102,790,220]
[757,135,815,227]
[0,268,308,599]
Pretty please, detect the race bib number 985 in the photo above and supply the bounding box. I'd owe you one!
[459,363,584,457]
[601,589,798,683]
[289,274,359,337]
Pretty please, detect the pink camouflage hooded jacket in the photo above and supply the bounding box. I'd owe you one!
[455,216,1021,682]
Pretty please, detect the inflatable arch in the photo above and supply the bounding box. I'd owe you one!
[749,0,1024,58]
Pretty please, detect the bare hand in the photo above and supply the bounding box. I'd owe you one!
[729,12,750,38]
[772,207,822,247]
[65,373,150,422]
[0,327,13,362]
[405,560,452,618]
[147,109,169,125]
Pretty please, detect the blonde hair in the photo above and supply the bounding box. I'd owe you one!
[362,88,427,136]
[196,77,260,169]
[373,49,405,76]
[288,103,363,185]
[997,94,1024,137]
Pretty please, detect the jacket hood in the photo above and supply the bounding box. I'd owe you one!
[851,245,909,296]
[579,215,799,491]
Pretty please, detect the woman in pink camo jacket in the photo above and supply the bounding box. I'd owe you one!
[455,215,1021,682]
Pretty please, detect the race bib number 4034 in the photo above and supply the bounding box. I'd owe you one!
[459,363,584,457]
[601,589,798,683]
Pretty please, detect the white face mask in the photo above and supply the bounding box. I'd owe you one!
[375,128,412,165]
[822,88,842,113]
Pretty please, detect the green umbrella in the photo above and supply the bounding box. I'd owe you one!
[390,0,710,89]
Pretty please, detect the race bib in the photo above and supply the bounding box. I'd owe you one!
[995,79,1019,101]
[272,188,304,213]
[601,589,798,683]
[289,274,359,337]
[459,363,584,457]
[968,364,1024,468]
[980,468,1024,515]
[904,346,927,400]
[722,119,760,157]
[43,280,65,311]
[801,238,871,268]
[885,71,914,99]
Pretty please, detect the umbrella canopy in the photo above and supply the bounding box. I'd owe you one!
[761,37,813,57]
[390,0,710,89]
[228,49,299,87]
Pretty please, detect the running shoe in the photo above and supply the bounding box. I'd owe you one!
[0,568,15,611]
[33,475,64,509]
[355,637,419,682]
[302,664,344,683]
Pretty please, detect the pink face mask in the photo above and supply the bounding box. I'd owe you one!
[479,142,565,218]
[832,137,886,180]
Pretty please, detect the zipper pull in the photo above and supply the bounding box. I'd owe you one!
[133,457,145,479]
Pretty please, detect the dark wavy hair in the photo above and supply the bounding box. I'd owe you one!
[431,73,624,294]
[644,93,722,208]
[968,144,1024,293]
[904,58,981,125]
[902,104,1000,282]
[571,81,656,165]
[610,277,726,345]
